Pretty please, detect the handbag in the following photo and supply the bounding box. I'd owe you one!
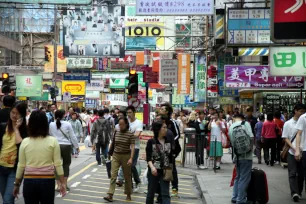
[59,128,74,153]
[163,164,173,182]
[281,132,297,160]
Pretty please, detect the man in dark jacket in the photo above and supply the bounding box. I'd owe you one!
[0,95,15,123]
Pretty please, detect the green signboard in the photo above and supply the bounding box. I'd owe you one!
[1,0,91,4]
[29,92,49,101]
[16,75,43,97]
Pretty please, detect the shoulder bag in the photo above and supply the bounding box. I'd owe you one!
[281,132,297,161]
[59,128,74,153]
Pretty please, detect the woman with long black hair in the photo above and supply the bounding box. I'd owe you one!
[146,120,173,204]
[49,109,79,192]
[0,102,27,203]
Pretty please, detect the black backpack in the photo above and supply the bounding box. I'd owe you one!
[96,119,111,145]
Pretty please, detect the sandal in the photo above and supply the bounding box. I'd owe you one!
[126,195,131,201]
[103,194,113,202]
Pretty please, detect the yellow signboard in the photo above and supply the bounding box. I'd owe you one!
[125,17,165,49]
[44,45,67,73]
[240,92,253,99]
[135,112,143,122]
[61,81,86,95]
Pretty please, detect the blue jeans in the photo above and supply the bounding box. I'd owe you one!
[232,160,252,204]
[23,178,55,204]
[96,142,107,165]
[0,166,15,204]
[146,169,170,204]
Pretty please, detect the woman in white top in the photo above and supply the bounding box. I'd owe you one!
[49,109,79,192]
[208,112,226,169]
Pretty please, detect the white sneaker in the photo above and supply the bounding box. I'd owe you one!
[133,184,140,193]
[199,165,208,170]
[98,164,103,167]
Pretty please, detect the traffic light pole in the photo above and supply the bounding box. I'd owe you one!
[53,6,58,105]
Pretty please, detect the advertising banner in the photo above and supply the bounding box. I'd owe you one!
[109,78,126,88]
[44,45,67,72]
[86,90,100,99]
[67,57,94,69]
[126,37,156,50]
[207,65,218,98]
[160,59,178,84]
[4,0,91,4]
[125,16,164,50]
[62,80,86,95]
[86,80,104,91]
[270,46,306,76]
[110,55,134,69]
[177,53,190,94]
[227,8,271,45]
[175,24,191,48]
[63,71,90,82]
[224,65,304,89]
[62,5,124,57]
[16,75,42,97]
[194,55,207,102]
[136,0,214,16]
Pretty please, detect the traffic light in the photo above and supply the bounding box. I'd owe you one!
[128,70,138,97]
[1,73,10,94]
[49,87,56,99]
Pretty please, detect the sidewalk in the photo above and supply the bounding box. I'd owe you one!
[192,153,301,204]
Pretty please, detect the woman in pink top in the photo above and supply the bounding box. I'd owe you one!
[261,113,278,166]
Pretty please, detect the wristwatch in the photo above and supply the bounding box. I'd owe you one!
[14,182,20,187]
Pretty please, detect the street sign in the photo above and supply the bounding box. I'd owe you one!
[63,92,71,102]
[160,59,178,84]
[270,46,306,76]
[271,0,306,43]
[165,87,173,95]
[143,71,159,83]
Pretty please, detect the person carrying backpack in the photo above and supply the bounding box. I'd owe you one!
[91,110,112,166]
[229,114,254,204]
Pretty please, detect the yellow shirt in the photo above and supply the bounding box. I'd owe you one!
[0,132,17,168]
[16,136,64,179]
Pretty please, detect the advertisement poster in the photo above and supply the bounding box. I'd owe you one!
[62,80,86,95]
[177,53,190,94]
[16,75,43,97]
[125,37,156,50]
[125,16,165,50]
[44,45,67,72]
[62,5,125,57]
[224,65,304,89]
[175,24,191,48]
[194,55,206,102]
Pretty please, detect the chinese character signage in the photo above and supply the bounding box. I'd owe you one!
[270,46,306,76]
[62,80,86,95]
[177,53,190,94]
[85,99,96,108]
[86,80,104,91]
[207,65,218,98]
[4,0,91,4]
[16,75,42,97]
[227,8,271,45]
[160,59,178,84]
[44,45,67,72]
[67,58,94,69]
[62,5,125,57]
[111,55,134,69]
[271,0,306,42]
[125,17,165,50]
[225,65,304,89]
[136,0,214,16]
[194,55,207,102]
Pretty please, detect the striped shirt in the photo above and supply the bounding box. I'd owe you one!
[114,130,135,154]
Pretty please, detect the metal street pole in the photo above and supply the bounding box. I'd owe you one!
[53,6,58,105]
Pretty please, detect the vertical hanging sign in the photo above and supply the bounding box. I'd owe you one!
[177,53,190,94]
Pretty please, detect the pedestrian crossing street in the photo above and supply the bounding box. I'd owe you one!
[55,162,202,204]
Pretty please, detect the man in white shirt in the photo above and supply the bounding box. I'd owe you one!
[79,108,90,142]
[282,104,306,202]
[126,106,143,193]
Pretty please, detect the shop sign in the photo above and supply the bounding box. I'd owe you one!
[44,45,67,72]
[175,24,191,48]
[270,47,306,76]
[86,80,104,91]
[67,58,93,69]
[240,92,253,99]
[136,0,214,16]
[98,58,110,71]
[109,88,125,94]
[160,59,178,84]
[16,75,42,97]
[29,92,49,101]
[194,55,207,102]
[177,53,190,94]
[218,79,239,97]
[5,0,91,4]
[86,90,100,99]
[62,80,86,95]
[126,37,156,51]
[271,0,306,43]
[110,55,134,69]
[227,8,271,45]
[172,88,185,105]
[224,65,304,89]
[63,71,90,82]
[85,99,96,108]
[207,65,218,98]
[62,5,124,57]
[109,78,126,89]
[218,97,239,105]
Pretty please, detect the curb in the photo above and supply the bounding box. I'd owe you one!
[195,174,213,204]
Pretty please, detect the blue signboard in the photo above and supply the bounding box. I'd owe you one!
[227,8,271,45]
[126,37,156,51]
[86,99,96,108]
[218,79,239,97]
[64,71,90,82]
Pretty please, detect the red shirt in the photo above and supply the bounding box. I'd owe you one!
[261,121,277,139]
[274,118,284,134]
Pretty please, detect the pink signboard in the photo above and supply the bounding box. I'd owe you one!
[224,65,304,89]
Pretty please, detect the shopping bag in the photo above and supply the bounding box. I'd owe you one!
[106,160,112,179]
[141,168,148,185]
[84,135,92,148]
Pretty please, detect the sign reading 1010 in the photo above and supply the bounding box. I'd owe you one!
[125,17,165,37]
